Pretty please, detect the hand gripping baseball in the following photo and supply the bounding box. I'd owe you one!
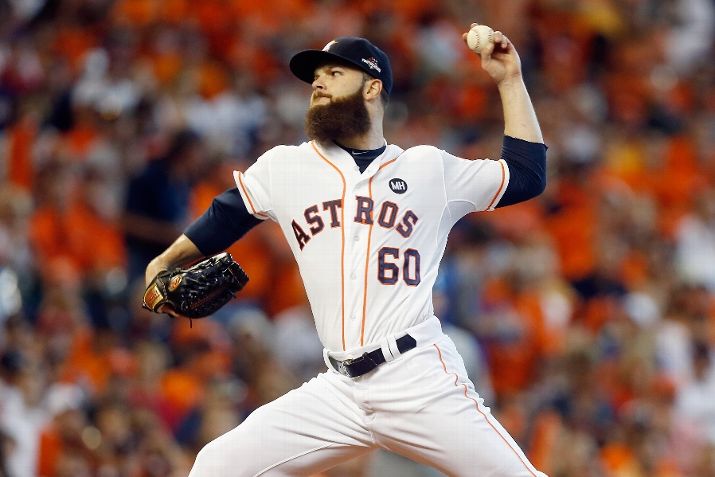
[463,22,522,84]
[143,252,249,319]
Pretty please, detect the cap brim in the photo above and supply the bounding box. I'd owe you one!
[289,50,368,85]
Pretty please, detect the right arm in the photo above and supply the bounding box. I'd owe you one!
[144,188,262,287]
[145,234,204,287]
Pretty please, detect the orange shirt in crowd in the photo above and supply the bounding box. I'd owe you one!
[36,425,62,477]
[481,278,548,396]
[30,200,126,277]
[59,330,135,394]
[6,115,36,190]
[544,178,598,282]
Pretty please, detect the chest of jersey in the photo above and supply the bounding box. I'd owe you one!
[272,146,442,256]
[236,141,505,351]
[267,144,450,349]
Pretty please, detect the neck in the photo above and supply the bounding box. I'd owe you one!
[336,123,385,150]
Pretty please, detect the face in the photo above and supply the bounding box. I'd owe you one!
[305,64,372,143]
[309,64,366,107]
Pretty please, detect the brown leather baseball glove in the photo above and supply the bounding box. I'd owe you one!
[142,252,249,319]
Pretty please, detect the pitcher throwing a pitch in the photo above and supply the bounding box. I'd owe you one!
[145,23,549,476]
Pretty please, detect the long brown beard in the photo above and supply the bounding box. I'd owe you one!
[305,88,371,143]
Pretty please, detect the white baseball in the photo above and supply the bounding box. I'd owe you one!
[466,25,494,53]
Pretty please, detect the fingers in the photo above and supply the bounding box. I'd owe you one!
[158,304,180,319]
[492,30,510,51]
[480,30,512,61]
[480,36,495,59]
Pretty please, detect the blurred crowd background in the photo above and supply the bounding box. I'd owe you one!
[1,0,715,476]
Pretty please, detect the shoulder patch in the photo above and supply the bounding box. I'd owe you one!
[389,178,408,194]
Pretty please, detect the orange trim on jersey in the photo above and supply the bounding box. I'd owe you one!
[485,160,507,210]
[236,172,269,220]
[311,141,348,351]
[360,157,399,345]
[433,344,539,477]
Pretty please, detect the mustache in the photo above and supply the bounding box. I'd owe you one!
[312,92,332,101]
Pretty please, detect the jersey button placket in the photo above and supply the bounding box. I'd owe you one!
[348,175,372,338]
[343,178,362,335]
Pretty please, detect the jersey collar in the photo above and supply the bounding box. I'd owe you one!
[311,139,398,176]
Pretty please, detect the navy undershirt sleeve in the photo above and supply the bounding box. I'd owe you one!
[496,136,547,207]
[184,188,262,256]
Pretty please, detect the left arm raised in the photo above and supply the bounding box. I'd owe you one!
[498,78,543,144]
[463,23,543,143]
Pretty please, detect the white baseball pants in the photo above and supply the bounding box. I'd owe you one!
[188,317,547,477]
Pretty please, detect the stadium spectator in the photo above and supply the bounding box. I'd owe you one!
[0,0,713,474]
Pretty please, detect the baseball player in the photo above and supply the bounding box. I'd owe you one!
[146,24,548,476]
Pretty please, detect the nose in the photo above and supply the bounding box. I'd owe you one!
[312,74,326,91]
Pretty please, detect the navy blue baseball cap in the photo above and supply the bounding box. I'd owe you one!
[289,36,393,96]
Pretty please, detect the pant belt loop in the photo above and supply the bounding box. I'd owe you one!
[322,348,336,372]
[380,340,394,363]
[387,335,401,359]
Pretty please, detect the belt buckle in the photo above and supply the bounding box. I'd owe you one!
[339,355,361,377]
[336,359,351,377]
[335,352,376,378]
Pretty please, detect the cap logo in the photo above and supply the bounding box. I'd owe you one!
[361,57,381,73]
[323,40,338,51]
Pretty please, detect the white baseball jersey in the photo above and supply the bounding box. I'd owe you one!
[191,139,548,477]
[234,140,509,352]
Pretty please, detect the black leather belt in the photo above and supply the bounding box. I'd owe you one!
[328,334,417,378]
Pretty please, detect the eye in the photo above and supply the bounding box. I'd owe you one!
[330,69,343,77]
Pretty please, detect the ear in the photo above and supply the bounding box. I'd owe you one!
[363,78,383,101]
